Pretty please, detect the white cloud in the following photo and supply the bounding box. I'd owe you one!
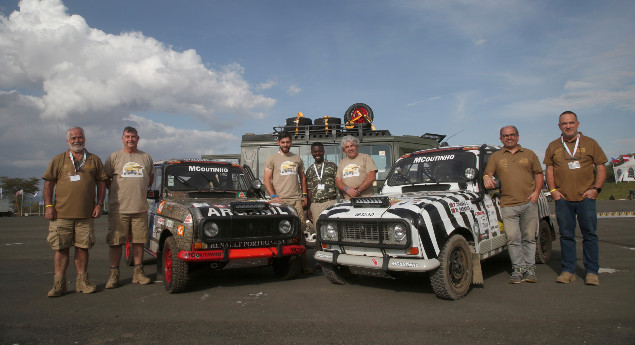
[0,0,275,178]
[286,85,301,95]
[564,80,594,90]
[0,0,275,123]
[255,79,277,91]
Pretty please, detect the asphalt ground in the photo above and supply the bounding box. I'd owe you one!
[0,200,634,345]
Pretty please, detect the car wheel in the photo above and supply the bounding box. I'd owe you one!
[535,219,553,264]
[125,236,134,267]
[430,235,473,300]
[272,256,301,280]
[162,236,189,293]
[321,263,356,285]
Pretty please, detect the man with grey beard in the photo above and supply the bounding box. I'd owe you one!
[43,126,107,297]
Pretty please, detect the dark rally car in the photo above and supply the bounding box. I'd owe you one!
[139,159,305,293]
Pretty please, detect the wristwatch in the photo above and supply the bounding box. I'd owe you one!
[593,187,602,193]
[97,202,104,206]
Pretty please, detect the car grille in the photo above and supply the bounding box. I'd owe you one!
[201,217,297,243]
[327,220,409,248]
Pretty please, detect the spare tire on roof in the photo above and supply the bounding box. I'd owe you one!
[344,103,374,130]
[284,113,312,134]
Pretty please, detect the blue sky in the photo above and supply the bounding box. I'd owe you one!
[1,0,634,181]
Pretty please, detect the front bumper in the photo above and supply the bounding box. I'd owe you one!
[314,250,440,272]
[177,245,305,262]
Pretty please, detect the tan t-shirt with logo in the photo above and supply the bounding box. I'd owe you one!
[104,150,153,214]
[337,153,378,199]
[264,152,304,200]
[484,146,543,207]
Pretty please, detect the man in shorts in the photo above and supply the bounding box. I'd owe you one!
[263,131,311,273]
[43,126,107,297]
[104,126,154,288]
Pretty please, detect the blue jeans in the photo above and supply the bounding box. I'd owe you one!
[555,198,599,274]
[501,202,538,269]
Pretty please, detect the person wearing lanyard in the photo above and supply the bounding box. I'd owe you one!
[544,111,607,286]
[305,142,339,239]
[42,126,107,297]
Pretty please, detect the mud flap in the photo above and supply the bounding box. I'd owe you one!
[472,253,483,285]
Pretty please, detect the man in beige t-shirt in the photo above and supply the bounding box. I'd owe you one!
[104,126,154,288]
[336,135,377,200]
[263,131,311,272]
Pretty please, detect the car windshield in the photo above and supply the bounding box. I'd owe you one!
[165,164,251,191]
[388,151,476,186]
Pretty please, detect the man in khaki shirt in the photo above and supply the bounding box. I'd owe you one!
[484,126,543,284]
[544,111,607,286]
[335,135,377,200]
[43,127,107,297]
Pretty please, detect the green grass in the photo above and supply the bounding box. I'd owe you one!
[599,182,635,200]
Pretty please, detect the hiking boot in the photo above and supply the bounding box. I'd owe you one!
[132,265,152,285]
[47,275,67,297]
[508,266,523,284]
[75,273,97,294]
[556,271,576,284]
[585,273,600,286]
[105,268,120,289]
[523,266,537,283]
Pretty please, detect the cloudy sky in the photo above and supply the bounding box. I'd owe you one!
[1,0,634,182]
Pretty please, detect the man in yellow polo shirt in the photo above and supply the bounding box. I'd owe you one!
[484,126,543,284]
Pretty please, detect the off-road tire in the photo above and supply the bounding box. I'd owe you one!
[162,236,189,293]
[272,256,301,280]
[321,263,356,285]
[344,103,374,124]
[430,235,473,300]
[535,219,553,264]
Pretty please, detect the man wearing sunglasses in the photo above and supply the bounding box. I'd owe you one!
[544,111,607,286]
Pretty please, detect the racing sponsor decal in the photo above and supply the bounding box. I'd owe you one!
[177,225,184,236]
[449,200,471,213]
[207,206,289,217]
[391,261,419,268]
[121,162,145,177]
[191,203,209,208]
[184,214,192,224]
[412,154,455,164]
[354,212,375,217]
[188,166,229,173]
[166,219,174,229]
[237,192,247,198]
[157,200,167,214]
[372,258,379,266]
[157,217,165,226]
[208,239,286,249]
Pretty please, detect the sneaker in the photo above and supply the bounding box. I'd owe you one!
[556,271,576,284]
[585,273,600,286]
[523,266,537,283]
[47,275,67,297]
[105,268,120,289]
[76,273,97,294]
[132,265,152,285]
[508,267,523,284]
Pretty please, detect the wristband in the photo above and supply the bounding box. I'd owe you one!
[483,175,489,179]
[302,193,307,196]
[345,187,348,192]
[270,194,278,199]
[549,189,557,193]
[45,205,54,208]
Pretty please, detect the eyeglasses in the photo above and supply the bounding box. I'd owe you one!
[501,133,518,139]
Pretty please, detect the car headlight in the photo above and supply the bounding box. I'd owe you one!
[393,224,407,242]
[203,222,219,238]
[278,220,292,234]
[324,222,338,240]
